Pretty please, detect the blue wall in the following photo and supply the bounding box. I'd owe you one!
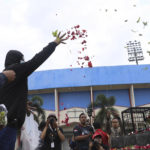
[59,91,91,110]
[93,89,130,107]
[28,65,150,90]
[28,93,55,111]
[134,88,150,106]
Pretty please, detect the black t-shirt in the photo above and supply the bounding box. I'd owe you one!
[42,127,63,150]
[73,124,94,150]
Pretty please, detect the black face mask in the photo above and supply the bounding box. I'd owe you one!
[5,50,24,68]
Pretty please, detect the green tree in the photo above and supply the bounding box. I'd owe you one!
[88,94,119,128]
[29,95,45,124]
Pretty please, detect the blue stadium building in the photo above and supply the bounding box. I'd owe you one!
[27,64,150,150]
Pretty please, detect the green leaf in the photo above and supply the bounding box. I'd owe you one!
[131,29,137,33]
[147,51,150,55]
[143,22,148,26]
[52,30,58,37]
[137,17,141,23]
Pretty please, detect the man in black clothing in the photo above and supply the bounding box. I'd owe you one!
[73,113,94,150]
[39,114,65,150]
[0,32,66,150]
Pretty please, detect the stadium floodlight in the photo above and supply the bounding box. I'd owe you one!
[126,40,144,65]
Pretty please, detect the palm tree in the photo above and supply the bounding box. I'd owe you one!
[88,94,119,128]
[28,95,46,124]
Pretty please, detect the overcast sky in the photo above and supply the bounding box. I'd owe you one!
[0,0,150,71]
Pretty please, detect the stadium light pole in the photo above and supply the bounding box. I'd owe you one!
[126,40,144,65]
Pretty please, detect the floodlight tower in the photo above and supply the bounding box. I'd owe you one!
[126,40,144,65]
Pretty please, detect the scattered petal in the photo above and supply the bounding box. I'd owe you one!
[74,25,80,28]
[81,40,87,44]
[84,56,90,61]
[131,29,137,33]
[143,22,148,27]
[137,17,141,23]
[147,51,150,55]
[82,30,86,33]
[77,61,80,65]
[78,57,83,60]
[71,35,76,40]
[71,31,75,35]
[88,61,93,68]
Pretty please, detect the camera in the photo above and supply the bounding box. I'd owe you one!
[49,118,54,126]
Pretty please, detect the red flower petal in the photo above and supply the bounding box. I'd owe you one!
[81,40,87,44]
[82,48,84,51]
[71,35,76,40]
[71,31,75,35]
[75,25,80,28]
[88,61,93,67]
[82,30,86,33]
[78,57,83,60]
[84,56,89,61]
[77,61,80,65]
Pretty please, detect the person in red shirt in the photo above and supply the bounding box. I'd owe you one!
[93,122,109,150]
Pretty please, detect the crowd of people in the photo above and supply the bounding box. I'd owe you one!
[0,32,123,150]
[32,112,122,150]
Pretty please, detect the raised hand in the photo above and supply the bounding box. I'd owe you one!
[54,32,67,45]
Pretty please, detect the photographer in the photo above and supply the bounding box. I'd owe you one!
[40,114,65,150]
[89,135,104,150]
